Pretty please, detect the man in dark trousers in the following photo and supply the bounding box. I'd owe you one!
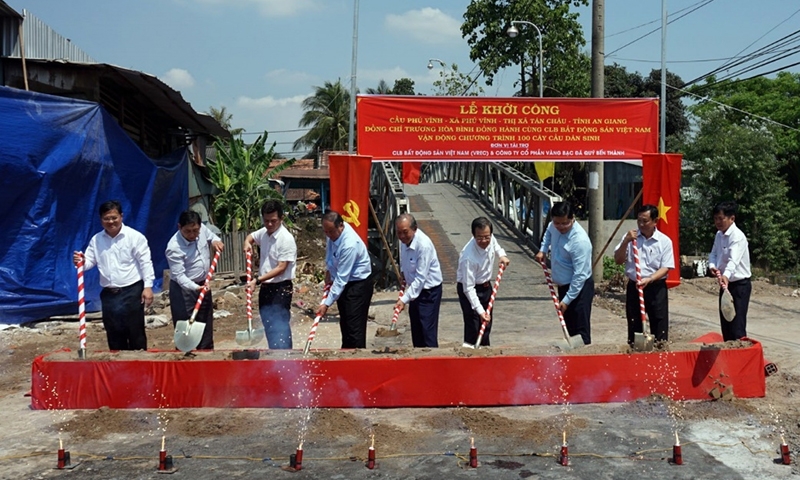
[457,217,510,347]
[534,201,594,345]
[73,200,155,350]
[165,210,224,350]
[709,201,752,341]
[316,211,373,349]
[395,213,444,348]
[613,204,674,345]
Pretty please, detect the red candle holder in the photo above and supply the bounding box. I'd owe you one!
[560,445,569,466]
[469,446,478,468]
[57,448,70,469]
[781,443,791,465]
[673,444,683,465]
[367,447,376,469]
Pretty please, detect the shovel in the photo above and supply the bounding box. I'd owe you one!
[389,283,405,331]
[235,249,265,346]
[174,250,220,352]
[714,270,736,322]
[463,263,506,349]
[302,285,331,355]
[631,239,655,352]
[538,259,585,350]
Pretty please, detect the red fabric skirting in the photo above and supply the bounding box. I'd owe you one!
[31,333,765,409]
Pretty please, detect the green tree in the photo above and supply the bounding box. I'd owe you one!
[432,63,485,96]
[208,105,244,136]
[462,0,590,97]
[392,78,416,95]
[689,72,800,201]
[207,132,294,233]
[293,80,352,157]
[366,80,392,94]
[681,108,798,270]
[604,65,690,152]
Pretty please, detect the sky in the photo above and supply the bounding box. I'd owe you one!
[11,0,800,157]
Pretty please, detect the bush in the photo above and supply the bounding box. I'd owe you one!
[602,256,625,280]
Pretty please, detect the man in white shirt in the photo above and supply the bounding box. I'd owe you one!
[73,200,155,350]
[165,210,224,350]
[316,210,373,349]
[613,205,674,345]
[457,217,511,347]
[395,213,443,348]
[708,201,752,341]
[244,200,297,349]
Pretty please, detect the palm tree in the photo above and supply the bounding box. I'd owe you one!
[366,79,392,94]
[208,105,245,136]
[293,80,351,157]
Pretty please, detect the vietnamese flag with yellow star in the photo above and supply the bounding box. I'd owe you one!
[642,153,682,288]
[328,154,372,243]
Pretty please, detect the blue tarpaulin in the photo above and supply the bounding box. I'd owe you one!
[0,86,188,324]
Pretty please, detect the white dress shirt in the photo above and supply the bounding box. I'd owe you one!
[457,235,506,314]
[709,222,751,281]
[615,228,674,281]
[252,224,297,283]
[165,224,221,291]
[399,228,443,304]
[325,222,372,306]
[84,224,155,288]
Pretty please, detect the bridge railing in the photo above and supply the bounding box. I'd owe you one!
[421,162,561,252]
[369,162,408,287]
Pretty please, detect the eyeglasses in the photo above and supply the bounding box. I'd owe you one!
[474,235,492,241]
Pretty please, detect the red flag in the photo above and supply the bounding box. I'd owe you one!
[328,154,372,243]
[402,162,422,184]
[641,153,682,288]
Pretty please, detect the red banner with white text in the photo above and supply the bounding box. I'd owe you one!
[642,153,682,288]
[328,154,372,243]
[357,96,659,161]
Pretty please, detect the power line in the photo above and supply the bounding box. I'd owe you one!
[605,0,715,39]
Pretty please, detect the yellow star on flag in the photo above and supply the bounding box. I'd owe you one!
[657,196,672,223]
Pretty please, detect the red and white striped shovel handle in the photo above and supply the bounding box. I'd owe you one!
[475,263,506,343]
[631,238,647,325]
[303,285,331,354]
[245,250,253,326]
[538,259,569,328]
[189,250,221,323]
[76,253,86,351]
[389,283,406,330]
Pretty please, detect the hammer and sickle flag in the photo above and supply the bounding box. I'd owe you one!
[642,153,682,288]
[329,154,372,243]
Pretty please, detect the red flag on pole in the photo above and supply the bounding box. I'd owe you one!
[328,154,372,243]
[402,162,422,184]
[641,153,682,288]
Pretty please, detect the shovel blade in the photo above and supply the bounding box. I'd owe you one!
[235,328,265,347]
[461,342,476,349]
[721,290,736,322]
[633,332,655,352]
[174,320,205,352]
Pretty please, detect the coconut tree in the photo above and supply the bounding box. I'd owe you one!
[293,80,352,157]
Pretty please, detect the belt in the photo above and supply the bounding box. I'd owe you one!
[102,287,122,294]
[261,279,293,287]
[475,281,491,289]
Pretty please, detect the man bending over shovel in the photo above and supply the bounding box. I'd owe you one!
[166,210,224,350]
[613,204,674,346]
[244,200,297,349]
[535,201,593,345]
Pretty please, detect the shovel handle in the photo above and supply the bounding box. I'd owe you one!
[538,259,572,340]
[389,283,406,331]
[245,250,253,329]
[472,264,506,348]
[302,285,331,354]
[631,239,648,329]
[188,250,221,325]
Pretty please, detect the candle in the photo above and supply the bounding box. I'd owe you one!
[781,434,786,445]
[370,434,375,449]
[59,436,63,450]
[470,437,475,448]
[674,430,680,446]
[562,431,566,445]
[298,442,303,451]
[161,435,165,451]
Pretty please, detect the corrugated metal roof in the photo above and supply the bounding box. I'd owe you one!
[0,1,22,19]
[1,6,94,62]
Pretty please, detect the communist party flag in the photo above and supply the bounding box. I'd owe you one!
[641,153,682,288]
[328,154,372,243]
[402,162,422,184]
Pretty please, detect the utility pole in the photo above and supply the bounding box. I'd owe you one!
[588,0,605,283]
